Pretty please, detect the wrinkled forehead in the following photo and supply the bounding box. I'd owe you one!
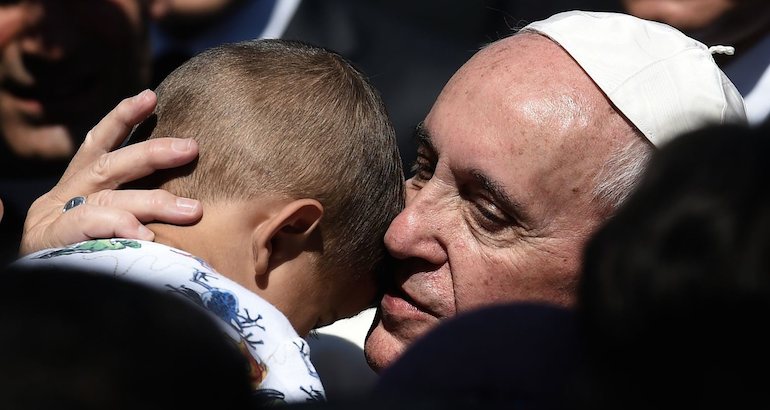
[470,33,611,103]
[424,33,632,219]
[436,33,620,154]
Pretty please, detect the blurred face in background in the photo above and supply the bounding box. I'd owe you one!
[151,0,246,33]
[0,0,150,159]
[623,0,770,46]
[154,0,239,18]
[623,0,737,31]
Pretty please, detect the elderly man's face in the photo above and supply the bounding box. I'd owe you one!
[155,0,241,18]
[364,34,639,371]
[0,0,148,159]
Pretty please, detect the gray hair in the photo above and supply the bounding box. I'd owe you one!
[593,133,654,211]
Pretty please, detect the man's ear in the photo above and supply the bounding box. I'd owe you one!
[252,199,323,281]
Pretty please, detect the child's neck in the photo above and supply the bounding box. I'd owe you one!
[145,199,323,337]
[147,214,258,293]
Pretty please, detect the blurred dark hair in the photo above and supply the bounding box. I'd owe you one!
[0,265,253,410]
[577,124,770,408]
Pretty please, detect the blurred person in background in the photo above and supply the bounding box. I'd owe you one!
[623,0,770,126]
[0,0,155,264]
[148,0,298,88]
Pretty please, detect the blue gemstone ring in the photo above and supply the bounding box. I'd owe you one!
[62,196,87,213]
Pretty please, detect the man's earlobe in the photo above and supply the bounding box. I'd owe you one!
[252,199,324,283]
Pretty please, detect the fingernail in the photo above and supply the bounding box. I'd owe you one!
[136,89,151,101]
[176,198,200,214]
[172,138,193,152]
[137,225,155,241]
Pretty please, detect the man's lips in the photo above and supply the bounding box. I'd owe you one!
[380,287,437,322]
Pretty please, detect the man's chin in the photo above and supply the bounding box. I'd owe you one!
[364,321,406,373]
[363,288,448,372]
[364,309,442,373]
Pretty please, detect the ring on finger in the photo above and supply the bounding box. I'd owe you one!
[62,196,87,213]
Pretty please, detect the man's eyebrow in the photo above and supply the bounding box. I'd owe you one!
[414,122,437,155]
[470,169,533,228]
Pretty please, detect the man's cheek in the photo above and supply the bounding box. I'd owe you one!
[451,248,525,311]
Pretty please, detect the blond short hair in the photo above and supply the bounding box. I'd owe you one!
[143,39,405,280]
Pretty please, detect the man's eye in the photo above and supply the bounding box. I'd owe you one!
[410,157,434,182]
[472,199,511,231]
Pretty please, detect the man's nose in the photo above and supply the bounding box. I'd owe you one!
[384,181,448,266]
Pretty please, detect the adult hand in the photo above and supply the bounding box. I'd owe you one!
[20,90,203,255]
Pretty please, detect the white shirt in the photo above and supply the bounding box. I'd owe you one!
[15,239,325,404]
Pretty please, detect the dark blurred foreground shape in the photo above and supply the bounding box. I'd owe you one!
[578,123,770,409]
[284,303,582,410]
[0,265,254,410]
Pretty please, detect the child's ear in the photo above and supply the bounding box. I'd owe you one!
[252,199,323,282]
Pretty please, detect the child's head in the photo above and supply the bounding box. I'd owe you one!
[142,39,405,333]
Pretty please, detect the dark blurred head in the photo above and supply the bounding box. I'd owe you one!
[0,265,253,410]
[0,0,152,160]
[578,124,770,408]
